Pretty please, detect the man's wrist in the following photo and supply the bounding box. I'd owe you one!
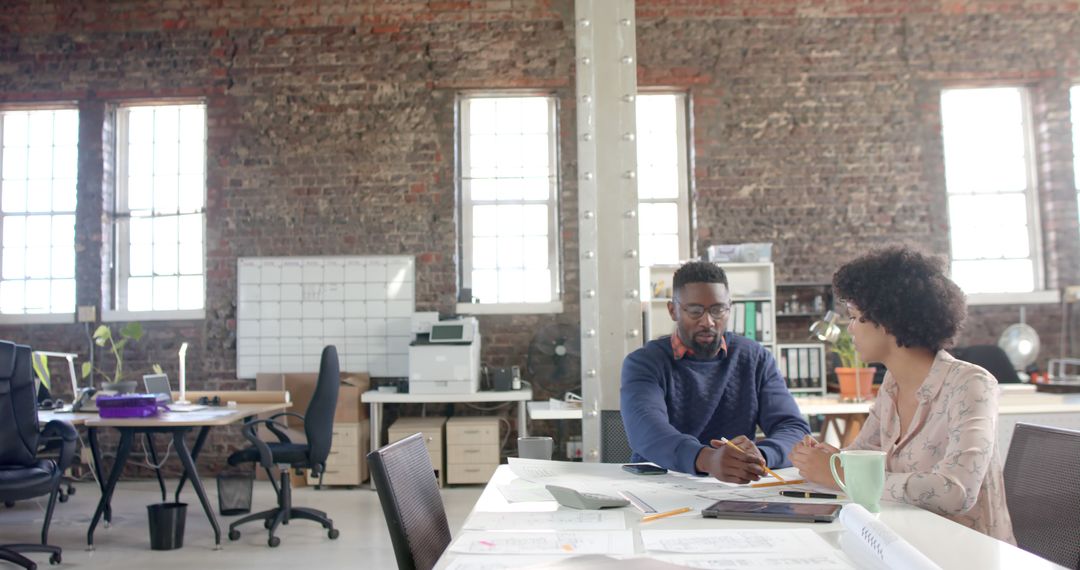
[694,445,713,475]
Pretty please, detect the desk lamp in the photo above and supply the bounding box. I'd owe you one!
[177,342,190,404]
[809,310,842,343]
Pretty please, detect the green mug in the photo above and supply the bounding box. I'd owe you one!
[830,450,886,513]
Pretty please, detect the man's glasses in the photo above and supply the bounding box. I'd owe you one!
[679,303,732,320]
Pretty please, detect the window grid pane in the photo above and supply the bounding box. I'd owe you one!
[941,87,1038,294]
[0,109,78,314]
[120,104,206,311]
[1072,86,1080,237]
[461,96,558,304]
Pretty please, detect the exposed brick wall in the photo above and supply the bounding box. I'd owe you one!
[3,1,1080,473]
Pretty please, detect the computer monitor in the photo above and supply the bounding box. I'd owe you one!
[143,373,174,403]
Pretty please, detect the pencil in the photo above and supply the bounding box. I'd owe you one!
[749,479,806,488]
[640,506,692,523]
[718,437,786,482]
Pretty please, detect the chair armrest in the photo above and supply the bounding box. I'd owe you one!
[240,419,291,470]
[265,412,305,442]
[40,420,77,472]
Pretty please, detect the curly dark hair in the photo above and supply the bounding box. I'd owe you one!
[832,246,966,353]
[673,260,728,295]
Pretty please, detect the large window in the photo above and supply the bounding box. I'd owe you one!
[941,87,1041,294]
[0,108,78,319]
[636,93,690,299]
[1072,85,1080,229]
[459,95,560,308]
[115,103,206,314]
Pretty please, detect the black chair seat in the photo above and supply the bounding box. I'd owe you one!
[228,443,311,468]
[0,461,59,500]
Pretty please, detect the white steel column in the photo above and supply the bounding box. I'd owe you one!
[575,0,641,462]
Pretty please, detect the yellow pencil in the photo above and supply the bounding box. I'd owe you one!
[749,479,807,488]
[641,506,692,523]
[718,437,786,482]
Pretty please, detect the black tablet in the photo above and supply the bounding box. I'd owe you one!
[702,500,841,523]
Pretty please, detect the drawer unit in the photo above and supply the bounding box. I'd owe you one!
[388,416,447,487]
[446,416,501,485]
[308,421,369,488]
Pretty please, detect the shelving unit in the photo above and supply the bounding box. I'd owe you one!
[645,262,776,353]
[775,282,833,343]
[776,343,828,395]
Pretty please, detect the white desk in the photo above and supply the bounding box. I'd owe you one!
[435,463,1066,569]
[360,387,533,470]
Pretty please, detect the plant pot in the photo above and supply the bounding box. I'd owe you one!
[836,367,875,402]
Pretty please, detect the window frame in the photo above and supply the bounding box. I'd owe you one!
[105,100,207,322]
[455,92,563,315]
[940,85,1050,302]
[0,104,80,325]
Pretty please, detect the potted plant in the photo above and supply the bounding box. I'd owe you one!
[830,329,876,402]
[80,323,160,393]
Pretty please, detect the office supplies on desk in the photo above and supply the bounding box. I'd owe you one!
[463,511,626,531]
[641,506,692,523]
[780,490,840,499]
[449,530,635,555]
[546,485,629,509]
[176,342,190,404]
[143,373,206,412]
[96,394,160,418]
[840,503,942,570]
[408,317,482,394]
[702,500,841,523]
[749,478,806,488]
[622,463,668,475]
[640,528,836,554]
[718,437,785,481]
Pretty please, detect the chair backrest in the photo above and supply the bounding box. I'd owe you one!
[951,345,1022,383]
[0,341,41,466]
[1003,423,1080,569]
[367,433,451,570]
[304,345,340,470]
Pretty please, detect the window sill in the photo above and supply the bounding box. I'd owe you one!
[455,301,564,315]
[102,309,206,322]
[0,313,75,325]
[966,291,1061,306]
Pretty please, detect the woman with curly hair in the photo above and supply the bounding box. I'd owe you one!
[789,246,1014,543]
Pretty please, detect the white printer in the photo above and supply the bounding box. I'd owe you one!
[408,317,481,394]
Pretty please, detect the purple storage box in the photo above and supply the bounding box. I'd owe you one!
[96,394,161,418]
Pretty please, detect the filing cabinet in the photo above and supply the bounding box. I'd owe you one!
[388,416,447,487]
[446,416,500,485]
[307,421,369,487]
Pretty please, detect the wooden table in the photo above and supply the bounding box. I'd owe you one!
[81,402,289,549]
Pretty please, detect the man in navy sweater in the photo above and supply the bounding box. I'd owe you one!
[621,261,810,482]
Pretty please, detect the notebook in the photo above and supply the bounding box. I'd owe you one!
[142,373,206,412]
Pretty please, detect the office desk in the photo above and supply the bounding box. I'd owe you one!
[82,403,288,549]
[435,463,1066,569]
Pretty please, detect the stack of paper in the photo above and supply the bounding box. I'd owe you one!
[641,529,854,570]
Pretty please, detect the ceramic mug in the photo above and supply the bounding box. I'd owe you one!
[518,436,554,460]
[830,450,886,513]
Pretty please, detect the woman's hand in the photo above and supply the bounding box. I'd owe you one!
[788,435,842,490]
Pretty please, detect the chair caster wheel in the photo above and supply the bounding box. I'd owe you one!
[67,487,76,496]
[268,536,281,548]
[264,519,272,529]
[328,528,340,539]
[3,501,13,508]
[50,552,61,565]
[59,494,69,503]
[228,529,241,541]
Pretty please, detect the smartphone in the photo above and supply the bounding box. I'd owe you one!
[702,500,841,523]
[621,463,668,475]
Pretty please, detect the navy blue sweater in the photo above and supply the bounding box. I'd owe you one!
[620,333,810,475]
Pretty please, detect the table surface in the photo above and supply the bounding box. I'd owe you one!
[40,402,287,428]
[361,387,533,403]
[435,463,1066,570]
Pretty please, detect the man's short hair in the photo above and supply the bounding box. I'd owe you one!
[672,261,728,296]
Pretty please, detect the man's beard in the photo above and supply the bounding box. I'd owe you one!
[684,329,722,356]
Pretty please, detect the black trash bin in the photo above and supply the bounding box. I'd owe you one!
[217,472,253,516]
[147,502,187,550]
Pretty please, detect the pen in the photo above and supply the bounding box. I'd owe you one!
[749,479,806,488]
[641,506,692,522]
[718,437,786,482]
[780,490,839,499]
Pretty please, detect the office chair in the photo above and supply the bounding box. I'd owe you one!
[226,345,341,547]
[367,433,451,570]
[0,341,77,570]
[1003,423,1080,569]
[950,345,1022,384]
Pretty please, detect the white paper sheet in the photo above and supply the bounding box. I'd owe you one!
[449,530,635,556]
[464,511,626,531]
[838,504,942,570]
[444,555,568,570]
[654,553,854,570]
[497,481,555,503]
[641,528,837,554]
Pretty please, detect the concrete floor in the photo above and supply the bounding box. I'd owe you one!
[0,479,482,569]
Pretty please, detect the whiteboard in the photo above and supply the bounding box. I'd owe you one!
[236,255,415,378]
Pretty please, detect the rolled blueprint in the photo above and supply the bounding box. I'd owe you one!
[839,504,942,570]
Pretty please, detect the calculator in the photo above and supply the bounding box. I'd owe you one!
[545,485,630,509]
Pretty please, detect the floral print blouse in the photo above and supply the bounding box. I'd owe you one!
[848,350,1015,543]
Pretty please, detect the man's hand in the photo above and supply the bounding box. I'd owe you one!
[695,435,766,484]
[788,435,842,490]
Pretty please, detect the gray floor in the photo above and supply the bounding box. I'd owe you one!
[1,479,482,569]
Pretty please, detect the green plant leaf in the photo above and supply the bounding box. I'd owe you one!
[115,338,128,351]
[120,322,143,341]
[80,361,92,379]
[92,324,110,340]
[152,364,163,374]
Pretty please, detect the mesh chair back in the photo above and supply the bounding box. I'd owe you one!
[1003,423,1080,569]
[304,345,340,470]
[0,341,40,466]
[602,409,633,463]
[951,345,1021,384]
[367,433,451,570]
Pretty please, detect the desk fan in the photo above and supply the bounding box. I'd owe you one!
[526,323,580,392]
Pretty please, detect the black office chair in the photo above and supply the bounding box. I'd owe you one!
[226,345,341,547]
[368,433,451,570]
[1003,423,1080,569]
[0,341,77,570]
[951,345,1022,384]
